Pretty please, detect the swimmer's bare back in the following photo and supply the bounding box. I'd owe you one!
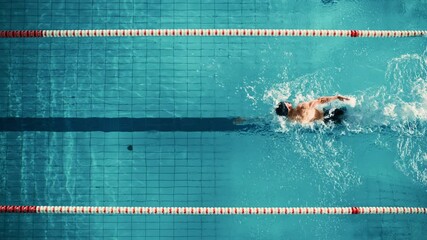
[287,103,323,123]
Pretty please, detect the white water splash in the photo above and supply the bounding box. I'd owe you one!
[261,49,427,189]
[243,48,427,190]
[260,68,362,193]
[345,97,357,108]
[388,51,427,186]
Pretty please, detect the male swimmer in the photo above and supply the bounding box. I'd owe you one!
[275,95,350,124]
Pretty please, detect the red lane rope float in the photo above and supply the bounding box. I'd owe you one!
[0,29,426,38]
[0,206,426,215]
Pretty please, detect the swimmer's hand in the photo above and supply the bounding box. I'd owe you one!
[337,95,350,101]
[233,117,245,125]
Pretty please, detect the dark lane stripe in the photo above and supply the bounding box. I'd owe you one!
[0,118,254,132]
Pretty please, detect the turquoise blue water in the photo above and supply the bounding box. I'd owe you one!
[1,0,427,239]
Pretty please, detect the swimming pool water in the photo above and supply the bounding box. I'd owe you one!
[1,0,426,239]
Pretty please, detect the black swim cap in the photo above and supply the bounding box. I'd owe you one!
[275,101,289,116]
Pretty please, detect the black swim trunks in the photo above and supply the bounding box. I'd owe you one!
[323,107,346,124]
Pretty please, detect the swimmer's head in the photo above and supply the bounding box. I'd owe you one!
[275,101,292,116]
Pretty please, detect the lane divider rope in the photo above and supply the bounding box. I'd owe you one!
[0,29,426,38]
[1,206,426,215]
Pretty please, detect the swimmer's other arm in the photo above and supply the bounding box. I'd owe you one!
[309,95,350,107]
[232,117,264,125]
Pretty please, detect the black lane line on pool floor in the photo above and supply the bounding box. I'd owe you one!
[0,118,255,132]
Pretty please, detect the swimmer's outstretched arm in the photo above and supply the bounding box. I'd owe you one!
[232,116,268,125]
[309,95,350,107]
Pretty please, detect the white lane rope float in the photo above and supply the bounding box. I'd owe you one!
[0,29,426,38]
[1,206,426,215]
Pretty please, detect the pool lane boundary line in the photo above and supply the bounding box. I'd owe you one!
[1,206,426,215]
[0,117,254,132]
[0,29,426,38]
